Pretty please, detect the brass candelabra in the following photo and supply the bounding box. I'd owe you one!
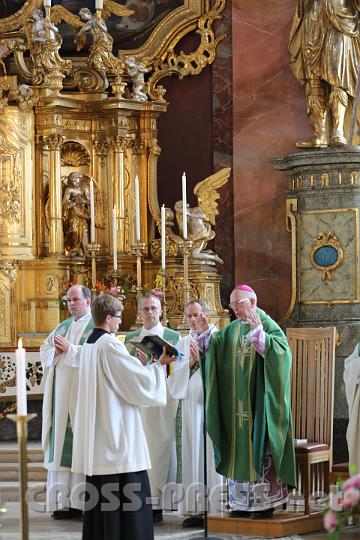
[130,242,146,329]
[88,242,101,295]
[177,239,193,330]
[8,413,37,540]
[158,268,169,327]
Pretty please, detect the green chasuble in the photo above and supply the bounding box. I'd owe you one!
[206,308,296,487]
[48,316,94,468]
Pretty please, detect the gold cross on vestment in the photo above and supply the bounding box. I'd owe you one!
[236,336,247,369]
[236,399,249,429]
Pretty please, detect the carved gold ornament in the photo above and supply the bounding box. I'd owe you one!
[61,142,90,167]
[147,0,226,101]
[310,232,344,281]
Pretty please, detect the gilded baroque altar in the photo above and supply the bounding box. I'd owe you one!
[0,0,228,356]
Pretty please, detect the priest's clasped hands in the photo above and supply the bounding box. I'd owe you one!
[54,334,71,356]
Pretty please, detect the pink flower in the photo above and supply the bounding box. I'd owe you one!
[151,289,165,300]
[342,487,360,509]
[109,287,117,297]
[324,510,338,533]
[343,473,360,491]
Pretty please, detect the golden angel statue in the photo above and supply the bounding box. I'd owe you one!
[28,8,71,88]
[289,0,360,148]
[174,167,231,265]
[48,1,133,90]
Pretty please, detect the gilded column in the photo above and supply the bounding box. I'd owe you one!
[109,136,128,254]
[46,134,65,255]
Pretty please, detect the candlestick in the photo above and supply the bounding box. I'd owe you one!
[182,172,187,240]
[135,175,141,241]
[130,242,146,329]
[16,339,27,416]
[87,242,101,293]
[113,207,117,271]
[90,178,95,243]
[177,239,193,330]
[158,268,169,327]
[8,413,37,540]
[161,204,166,269]
[95,0,103,9]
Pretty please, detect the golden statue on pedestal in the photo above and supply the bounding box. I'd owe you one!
[75,7,124,90]
[28,8,72,90]
[62,172,91,258]
[289,0,360,148]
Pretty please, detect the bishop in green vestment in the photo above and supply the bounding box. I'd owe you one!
[206,285,296,517]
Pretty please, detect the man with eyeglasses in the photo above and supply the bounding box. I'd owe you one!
[125,293,181,523]
[40,284,94,519]
[72,293,176,540]
[205,284,296,519]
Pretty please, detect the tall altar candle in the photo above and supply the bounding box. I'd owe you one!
[135,175,141,241]
[113,207,117,271]
[90,178,95,243]
[182,172,187,240]
[43,0,51,7]
[16,339,27,416]
[95,0,103,9]
[161,204,166,270]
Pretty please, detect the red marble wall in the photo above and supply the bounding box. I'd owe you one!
[232,0,311,320]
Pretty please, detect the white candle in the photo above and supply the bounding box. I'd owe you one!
[182,172,187,240]
[95,0,103,9]
[90,178,95,243]
[43,0,51,7]
[135,175,141,241]
[113,207,117,271]
[16,338,27,416]
[161,204,166,270]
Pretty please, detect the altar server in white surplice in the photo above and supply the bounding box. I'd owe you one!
[72,293,176,540]
[40,285,93,519]
[124,293,187,523]
[177,300,223,528]
[344,342,360,472]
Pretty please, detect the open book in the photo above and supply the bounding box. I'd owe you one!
[129,335,179,359]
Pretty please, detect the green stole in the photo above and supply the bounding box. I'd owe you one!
[206,309,296,487]
[48,316,94,468]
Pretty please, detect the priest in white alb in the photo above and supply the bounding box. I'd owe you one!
[72,293,176,540]
[177,300,223,527]
[125,293,186,523]
[40,284,94,519]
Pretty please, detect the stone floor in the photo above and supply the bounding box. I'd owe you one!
[2,502,359,540]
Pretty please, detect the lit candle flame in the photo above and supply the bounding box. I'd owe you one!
[18,338,23,349]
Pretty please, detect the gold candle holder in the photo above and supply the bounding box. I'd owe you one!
[130,242,146,329]
[87,243,101,295]
[8,413,37,540]
[177,239,193,330]
[158,268,169,327]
